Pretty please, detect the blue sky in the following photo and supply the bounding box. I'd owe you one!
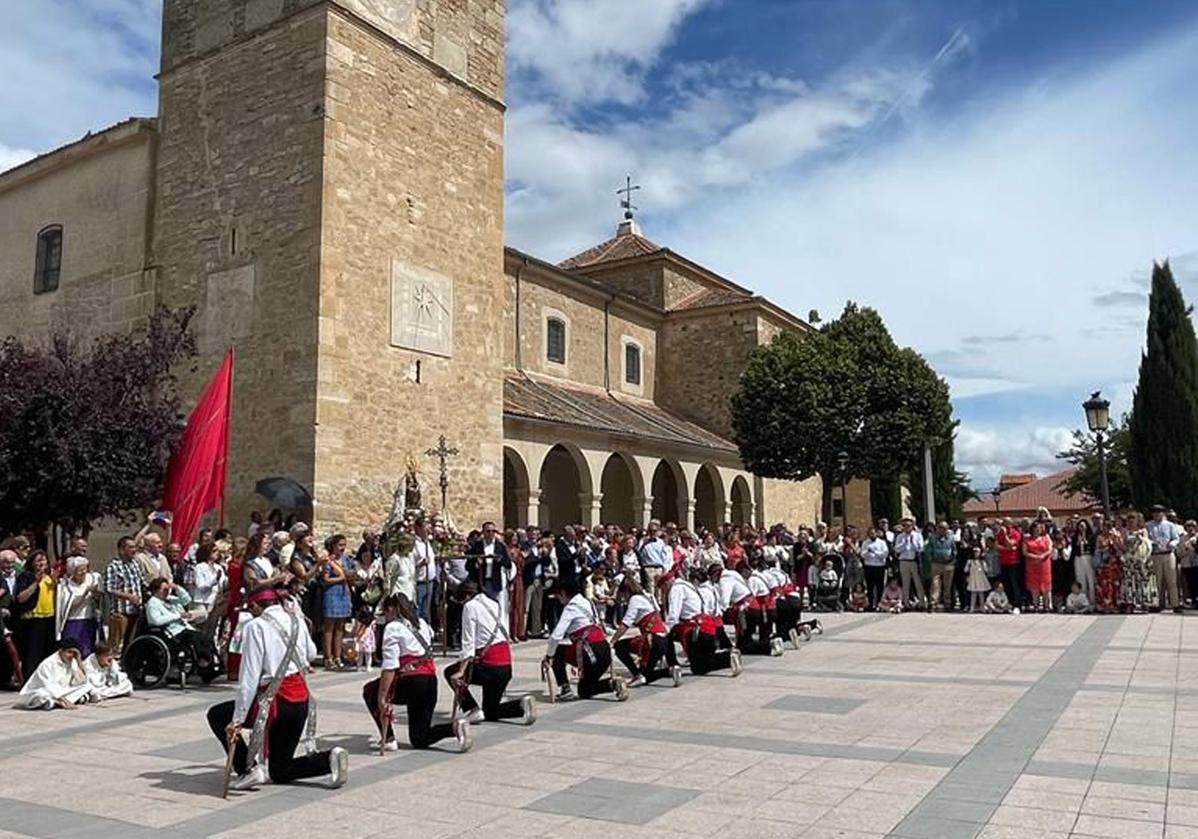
[5,0,1198,491]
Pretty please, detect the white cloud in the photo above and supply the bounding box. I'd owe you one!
[956,426,1075,490]
[0,144,35,172]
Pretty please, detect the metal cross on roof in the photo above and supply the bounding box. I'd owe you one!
[617,174,641,220]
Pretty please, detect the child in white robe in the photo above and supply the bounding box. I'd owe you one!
[14,640,92,710]
[983,583,1012,614]
[83,642,133,701]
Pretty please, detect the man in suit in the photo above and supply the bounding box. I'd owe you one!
[467,522,511,602]
[554,525,580,589]
[0,549,23,688]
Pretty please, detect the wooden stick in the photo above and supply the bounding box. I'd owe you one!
[221,728,238,799]
[541,658,557,703]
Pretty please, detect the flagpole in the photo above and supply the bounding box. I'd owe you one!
[219,346,234,527]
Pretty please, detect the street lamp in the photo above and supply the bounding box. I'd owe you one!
[1082,391,1112,518]
[990,485,1002,514]
[837,450,850,533]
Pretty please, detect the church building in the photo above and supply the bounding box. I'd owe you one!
[0,1,863,535]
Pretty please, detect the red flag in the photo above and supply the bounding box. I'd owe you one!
[162,349,234,550]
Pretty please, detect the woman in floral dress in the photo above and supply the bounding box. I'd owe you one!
[1119,513,1157,612]
[1094,521,1124,612]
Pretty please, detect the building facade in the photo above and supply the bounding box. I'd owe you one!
[0,0,866,537]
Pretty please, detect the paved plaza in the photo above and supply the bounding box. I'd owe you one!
[1,613,1196,839]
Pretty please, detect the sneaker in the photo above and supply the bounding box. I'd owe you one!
[729,650,743,677]
[670,665,683,688]
[770,637,785,657]
[788,628,801,650]
[613,677,630,702]
[813,621,824,635]
[628,674,647,688]
[801,625,813,642]
[230,764,268,791]
[325,746,349,789]
[1012,607,1021,615]
[465,708,485,724]
[454,719,473,753]
[520,694,537,726]
[368,738,399,753]
[557,686,578,703]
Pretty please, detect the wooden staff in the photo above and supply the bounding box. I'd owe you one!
[450,660,473,721]
[221,726,239,799]
[540,657,557,703]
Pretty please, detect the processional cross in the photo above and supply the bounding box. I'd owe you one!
[617,174,641,220]
[424,435,459,515]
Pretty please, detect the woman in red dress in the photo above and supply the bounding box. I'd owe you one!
[505,530,525,641]
[1023,522,1053,613]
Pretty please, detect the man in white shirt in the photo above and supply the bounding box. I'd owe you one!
[412,518,437,622]
[207,588,348,791]
[543,579,629,702]
[667,566,739,676]
[443,581,535,725]
[718,565,782,656]
[1148,505,1184,613]
[893,518,926,609]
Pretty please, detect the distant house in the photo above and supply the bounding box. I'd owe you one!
[962,468,1098,523]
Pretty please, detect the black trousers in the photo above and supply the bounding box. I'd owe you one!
[1000,564,1025,609]
[1184,567,1198,603]
[207,698,330,783]
[552,641,615,698]
[953,558,970,611]
[442,660,523,721]
[362,674,455,748]
[680,630,731,675]
[16,617,54,676]
[715,624,733,651]
[864,566,886,610]
[774,599,799,636]
[613,635,673,682]
[737,610,772,655]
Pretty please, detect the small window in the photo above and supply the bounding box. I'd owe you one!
[624,342,641,385]
[547,317,566,364]
[831,498,845,519]
[34,225,63,294]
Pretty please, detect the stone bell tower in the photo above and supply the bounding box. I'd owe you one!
[154,1,507,531]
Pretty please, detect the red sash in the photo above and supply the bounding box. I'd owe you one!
[399,653,436,677]
[563,624,607,668]
[478,641,512,667]
[672,614,718,656]
[636,610,667,636]
[249,673,309,758]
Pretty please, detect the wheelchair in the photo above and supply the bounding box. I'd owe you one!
[122,613,220,689]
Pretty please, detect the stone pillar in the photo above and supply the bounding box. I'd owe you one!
[685,499,697,533]
[515,488,541,528]
[579,493,603,529]
[631,495,653,529]
[722,500,733,525]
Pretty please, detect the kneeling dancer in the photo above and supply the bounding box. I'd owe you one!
[208,588,348,791]
[720,565,783,656]
[443,581,536,725]
[610,575,681,687]
[667,567,741,676]
[365,594,472,752]
[543,579,629,702]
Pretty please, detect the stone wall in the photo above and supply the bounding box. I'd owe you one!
[574,260,663,309]
[0,124,157,345]
[661,262,710,311]
[759,475,823,529]
[154,5,329,527]
[314,5,506,532]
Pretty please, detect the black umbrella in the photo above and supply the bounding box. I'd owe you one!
[254,477,312,509]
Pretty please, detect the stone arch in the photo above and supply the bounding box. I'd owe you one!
[650,459,686,526]
[538,443,590,533]
[502,446,531,530]
[730,474,753,526]
[599,452,640,527]
[693,463,726,532]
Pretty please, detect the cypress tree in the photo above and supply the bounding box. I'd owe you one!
[1128,261,1198,515]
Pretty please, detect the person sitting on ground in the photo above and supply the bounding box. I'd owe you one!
[14,639,92,710]
[878,576,904,613]
[1065,581,1092,614]
[82,642,133,701]
[848,583,868,613]
[984,582,1012,614]
[146,577,221,679]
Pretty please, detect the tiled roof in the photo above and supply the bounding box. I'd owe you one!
[504,374,737,453]
[673,286,752,311]
[558,232,664,269]
[962,468,1096,517]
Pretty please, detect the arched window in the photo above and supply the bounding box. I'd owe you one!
[546,316,566,364]
[624,342,641,386]
[34,225,63,294]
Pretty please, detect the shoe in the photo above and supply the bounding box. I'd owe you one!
[813,621,823,635]
[613,677,630,702]
[325,746,349,789]
[230,764,268,791]
[1175,607,1185,614]
[628,674,647,688]
[520,694,537,725]
[770,637,785,657]
[1012,607,1021,615]
[454,719,473,753]
[788,628,801,650]
[465,708,485,724]
[557,687,578,703]
[369,738,399,752]
[801,626,813,642]
[730,650,743,677]
[670,665,683,688]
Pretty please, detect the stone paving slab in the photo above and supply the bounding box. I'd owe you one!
[0,612,1195,838]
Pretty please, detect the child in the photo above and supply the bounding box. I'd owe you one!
[1065,581,1092,614]
[353,607,376,671]
[967,546,991,612]
[848,583,868,612]
[879,576,903,613]
[984,581,1012,614]
[816,559,841,611]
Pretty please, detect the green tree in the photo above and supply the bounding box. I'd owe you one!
[1056,413,1134,511]
[1128,262,1198,515]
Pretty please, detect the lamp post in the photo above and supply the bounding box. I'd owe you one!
[990,486,1002,514]
[837,450,849,533]
[1082,391,1112,518]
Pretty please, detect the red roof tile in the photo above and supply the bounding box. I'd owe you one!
[672,286,752,311]
[962,468,1096,518]
[558,232,664,269]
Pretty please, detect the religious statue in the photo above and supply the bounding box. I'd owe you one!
[403,455,423,513]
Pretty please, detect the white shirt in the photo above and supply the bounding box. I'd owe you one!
[665,580,703,628]
[718,573,752,609]
[233,604,318,724]
[546,594,602,657]
[620,551,640,574]
[764,567,788,588]
[894,530,924,561]
[245,556,274,581]
[621,593,662,630]
[460,593,506,661]
[191,562,225,608]
[413,538,437,583]
[697,581,721,615]
[861,538,891,567]
[747,571,771,597]
[380,618,435,670]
